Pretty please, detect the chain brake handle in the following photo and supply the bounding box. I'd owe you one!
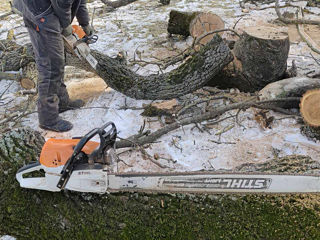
[73,122,117,157]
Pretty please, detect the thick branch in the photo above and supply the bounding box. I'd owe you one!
[116,97,300,148]
[66,34,234,100]
[2,35,233,100]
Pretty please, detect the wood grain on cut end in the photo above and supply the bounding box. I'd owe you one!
[20,78,36,89]
[190,13,224,45]
[300,89,320,127]
[243,26,288,40]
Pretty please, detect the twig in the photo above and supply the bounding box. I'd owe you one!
[116,154,133,167]
[202,86,229,94]
[275,0,320,25]
[233,16,245,29]
[253,104,299,115]
[310,53,320,66]
[75,106,110,110]
[170,137,183,152]
[209,139,236,144]
[191,123,204,133]
[235,108,246,129]
[0,81,14,99]
[259,3,298,10]
[177,96,235,116]
[215,124,234,136]
[296,10,320,55]
[140,148,169,168]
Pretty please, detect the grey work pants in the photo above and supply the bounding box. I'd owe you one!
[25,17,70,126]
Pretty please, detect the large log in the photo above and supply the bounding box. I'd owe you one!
[209,26,290,92]
[1,35,233,100]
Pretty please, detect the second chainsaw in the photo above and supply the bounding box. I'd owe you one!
[63,25,98,70]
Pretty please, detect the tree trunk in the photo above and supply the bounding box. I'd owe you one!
[167,10,224,41]
[0,128,44,165]
[68,35,234,99]
[208,26,290,92]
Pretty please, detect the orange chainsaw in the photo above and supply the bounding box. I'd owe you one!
[15,122,320,194]
[63,25,98,70]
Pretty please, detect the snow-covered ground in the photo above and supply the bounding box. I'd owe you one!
[0,0,320,175]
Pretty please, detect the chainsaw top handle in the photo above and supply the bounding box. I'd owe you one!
[57,122,117,189]
[72,121,117,157]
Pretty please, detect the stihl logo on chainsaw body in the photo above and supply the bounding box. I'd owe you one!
[162,178,272,189]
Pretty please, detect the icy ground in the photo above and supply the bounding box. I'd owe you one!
[0,0,320,174]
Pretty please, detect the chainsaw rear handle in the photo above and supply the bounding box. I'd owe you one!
[16,162,61,192]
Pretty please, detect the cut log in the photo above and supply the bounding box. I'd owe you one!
[259,77,320,100]
[208,26,290,92]
[189,12,225,45]
[1,35,233,100]
[20,62,37,89]
[167,10,224,41]
[258,77,320,108]
[300,89,320,127]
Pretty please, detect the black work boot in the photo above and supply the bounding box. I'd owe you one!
[39,119,73,132]
[59,99,85,113]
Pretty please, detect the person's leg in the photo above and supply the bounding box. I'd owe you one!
[25,18,72,131]
[57,72,85,113]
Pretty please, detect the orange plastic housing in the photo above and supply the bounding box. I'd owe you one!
[72,25,86,39]
[40,139,99,168]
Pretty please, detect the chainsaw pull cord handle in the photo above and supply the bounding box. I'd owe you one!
[57,122,117,189]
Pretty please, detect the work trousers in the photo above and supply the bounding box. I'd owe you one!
[25,16,70,126]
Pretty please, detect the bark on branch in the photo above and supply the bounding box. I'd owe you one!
[1,35,233,100]
[116,97,300,148]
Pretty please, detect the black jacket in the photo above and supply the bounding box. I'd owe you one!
[51,0,90,28]
[13,0,89,29]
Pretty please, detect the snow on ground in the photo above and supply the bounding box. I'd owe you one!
[0,236,15,240]
[0,0,320,174]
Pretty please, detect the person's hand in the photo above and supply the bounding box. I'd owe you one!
[82,25,94,36]
[62,25,77,50]
[62,25,73,37]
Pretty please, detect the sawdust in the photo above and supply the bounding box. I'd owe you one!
[66,77,107,102]
[0,1,10,12]
[288,24,320,50]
